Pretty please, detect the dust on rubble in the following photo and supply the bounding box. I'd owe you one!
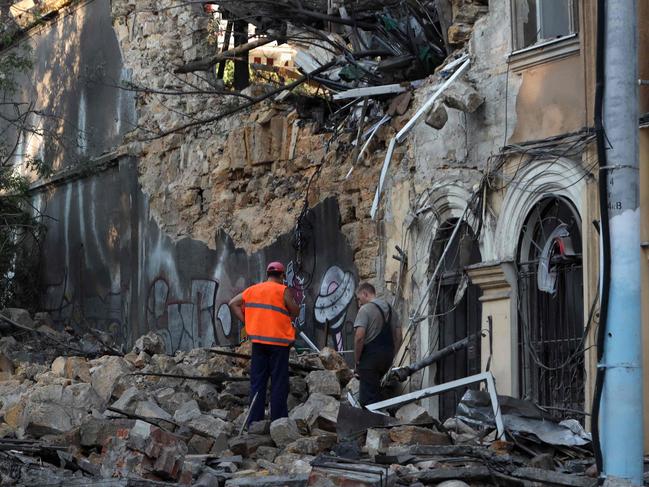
[0,308,596,486]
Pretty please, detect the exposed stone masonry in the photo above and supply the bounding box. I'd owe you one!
[110,0,397,279]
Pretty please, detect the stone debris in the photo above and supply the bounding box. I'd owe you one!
[0,317,596,486]
[425,100,449,130]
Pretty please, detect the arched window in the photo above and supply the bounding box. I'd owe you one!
[429,219,482,419]
[517,196,584,418]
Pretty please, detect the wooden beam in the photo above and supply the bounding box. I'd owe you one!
[175,36,276,74]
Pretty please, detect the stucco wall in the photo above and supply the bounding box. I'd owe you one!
[2,0,135,173]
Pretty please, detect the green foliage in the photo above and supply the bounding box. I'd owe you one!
[0,44,32,93]
[0,41,45,311]
[222,59,235,87]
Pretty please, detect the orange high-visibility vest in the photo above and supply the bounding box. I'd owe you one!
[242,281,295,346]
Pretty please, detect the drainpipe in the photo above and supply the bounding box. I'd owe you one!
[600,0,643,483]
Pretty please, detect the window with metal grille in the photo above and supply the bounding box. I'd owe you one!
[429,219,482,420]
[512,0,579,50]
[517,196,585,420]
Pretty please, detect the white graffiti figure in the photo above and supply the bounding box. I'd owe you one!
[314,266,355,351]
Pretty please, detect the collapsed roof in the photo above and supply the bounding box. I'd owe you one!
[186,0,449,89]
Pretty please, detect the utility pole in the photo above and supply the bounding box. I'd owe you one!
[600,0,643,484]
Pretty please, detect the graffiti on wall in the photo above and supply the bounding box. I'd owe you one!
[286,261,307,330]
[314,266,355,351]
[38,171,357,353]
[42,267,125,342]
[145,276,237,353]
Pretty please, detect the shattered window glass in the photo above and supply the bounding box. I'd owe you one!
[514,0,579,50]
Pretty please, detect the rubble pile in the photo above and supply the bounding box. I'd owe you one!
[0,310,597,486]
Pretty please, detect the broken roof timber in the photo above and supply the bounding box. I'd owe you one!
[370,55,471,219]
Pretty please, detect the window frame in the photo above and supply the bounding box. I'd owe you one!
[511,0,579,51]
[509,0,581,71]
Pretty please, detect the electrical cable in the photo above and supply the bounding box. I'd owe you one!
[591,0,608,478]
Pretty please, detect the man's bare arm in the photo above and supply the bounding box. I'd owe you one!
[284,288,301,318]
[354,327,366,368]
[228,293,245,323]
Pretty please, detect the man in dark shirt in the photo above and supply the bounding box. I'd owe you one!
[353,282,402,406]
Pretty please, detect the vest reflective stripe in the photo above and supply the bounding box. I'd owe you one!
[245,302,291,317]
[242,281,295,347]
[247,335,294,345]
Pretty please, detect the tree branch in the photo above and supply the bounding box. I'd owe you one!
[145,59,337,140]
[175,36,277,74]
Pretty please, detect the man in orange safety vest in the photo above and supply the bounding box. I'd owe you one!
[229,261,300,425]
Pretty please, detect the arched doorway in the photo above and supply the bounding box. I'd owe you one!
[429,219,482,420]
[517,196,584,418]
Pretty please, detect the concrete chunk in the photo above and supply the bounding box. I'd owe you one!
[132,331,166,356]
[134,400,172,421]
[389,425,450,446]
[79,417,135,447]
[255,445,278,462]
[187,434,214,454]
[425,100,448,130]
[285,432,336,455]
[189,414,232,438]
[366,428,391,457]
[248,419,271,435]
[0,352,14,379]
[395,403,433,424]
[110,386,144,414]
[173,399,202,423]
[270,417,302,448]
[289,392,339,434]
[444,79,484,113]
[318,347,348,371]
[306,370,341,398]
[90,356,133,402]
[23,402,72,437]
[229,433,274,456]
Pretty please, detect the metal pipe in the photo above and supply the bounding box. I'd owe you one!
[600,1,643,483]
[387,332,477,383]
[299,330,320,353]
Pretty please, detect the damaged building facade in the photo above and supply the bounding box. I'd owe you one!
[1,0,649,473]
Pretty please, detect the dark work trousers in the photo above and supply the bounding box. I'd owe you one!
[248,342,290,425]
[358,315,394,406]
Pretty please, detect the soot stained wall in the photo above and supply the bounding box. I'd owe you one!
[37,158,358,353]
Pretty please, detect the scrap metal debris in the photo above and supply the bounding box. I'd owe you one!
[186,0,448,88]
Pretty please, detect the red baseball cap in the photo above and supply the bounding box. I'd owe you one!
[266,261,285,273]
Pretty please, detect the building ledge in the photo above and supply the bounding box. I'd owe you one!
[466,261,513,302]
[508,34,580,72]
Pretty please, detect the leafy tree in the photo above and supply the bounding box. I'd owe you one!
[0,12,48,311]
